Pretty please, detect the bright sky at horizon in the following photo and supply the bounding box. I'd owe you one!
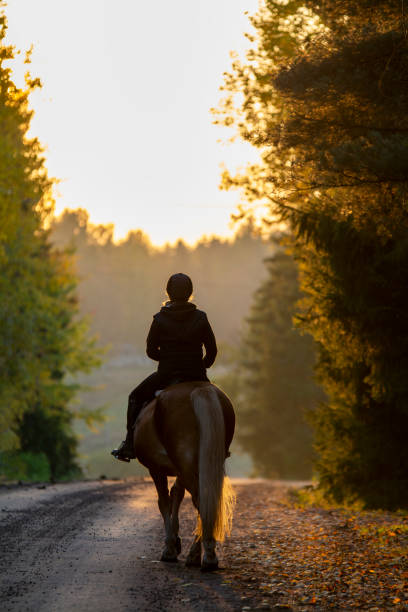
[6,0,260,245]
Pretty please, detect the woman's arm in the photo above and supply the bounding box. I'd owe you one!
[202,315,217,368]
[146,318,160,361]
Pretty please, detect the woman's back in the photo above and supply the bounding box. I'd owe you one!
[147,300,216,380]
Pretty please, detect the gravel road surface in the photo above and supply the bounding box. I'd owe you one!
[0,479,242,612]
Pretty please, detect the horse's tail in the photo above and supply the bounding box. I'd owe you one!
[191,385,235,542]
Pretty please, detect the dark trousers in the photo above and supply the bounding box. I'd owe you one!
[126,370,209,434]
[127,372,162,433]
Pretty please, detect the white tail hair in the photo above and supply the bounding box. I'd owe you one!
[192,385,235,542]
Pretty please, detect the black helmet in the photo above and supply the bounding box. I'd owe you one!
[166,273,193,301]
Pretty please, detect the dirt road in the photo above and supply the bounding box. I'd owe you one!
[2,479,407,611]
[0,479,241,612]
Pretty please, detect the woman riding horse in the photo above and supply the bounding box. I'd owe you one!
[112,272,218,462]
[112,273,235,570]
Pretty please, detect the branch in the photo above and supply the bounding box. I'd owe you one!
[291,111,408,134]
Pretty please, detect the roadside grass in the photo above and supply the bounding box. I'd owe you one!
[289,482,365,511]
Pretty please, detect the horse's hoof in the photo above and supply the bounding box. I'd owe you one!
[176,536,181,555]
[201,560,219,572]
[160,553,178,563]
[185,555,201,568]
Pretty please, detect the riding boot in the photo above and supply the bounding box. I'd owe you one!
[111,396,145,462]
[111,428,135,462]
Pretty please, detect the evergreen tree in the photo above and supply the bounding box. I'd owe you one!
[222,238,320,479]
[0,8,100,480]
[216,1,408,507]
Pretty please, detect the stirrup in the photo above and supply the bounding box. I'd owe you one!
[111,439,135,462]
[111,448,131,463]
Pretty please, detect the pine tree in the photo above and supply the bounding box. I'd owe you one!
[216,1,408,507]
[221,238,321,479]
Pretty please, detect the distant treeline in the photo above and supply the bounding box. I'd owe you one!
[50,210,270,353]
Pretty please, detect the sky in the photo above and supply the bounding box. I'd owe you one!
[6,0,260,245]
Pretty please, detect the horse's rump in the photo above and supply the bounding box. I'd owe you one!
[154,382,235,466]
[134,381,234,480]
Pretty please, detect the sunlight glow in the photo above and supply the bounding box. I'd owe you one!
[6,0,261,245]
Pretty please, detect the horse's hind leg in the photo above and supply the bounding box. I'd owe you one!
[186,535,202,567]
[201,537,218,572]
[150,470,178,562]
[188,482,217,571]
[170,477,185,555]
[200,490,219,572]
[185,490,202,567]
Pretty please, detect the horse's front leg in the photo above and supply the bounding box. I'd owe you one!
[149,470,178,562]
[170,477,185,556]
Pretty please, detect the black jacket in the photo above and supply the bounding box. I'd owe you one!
[146,301,217,380]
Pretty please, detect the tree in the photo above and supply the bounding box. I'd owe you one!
[216,1,408,508]
[0,7,100,480]
[221,237,321,479]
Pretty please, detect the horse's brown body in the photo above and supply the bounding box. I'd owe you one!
[133,381,235,570]
[133,401,177,475]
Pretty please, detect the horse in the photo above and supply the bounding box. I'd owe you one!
[133,380,235,571]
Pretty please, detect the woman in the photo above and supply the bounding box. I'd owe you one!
[112,272,217,461]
